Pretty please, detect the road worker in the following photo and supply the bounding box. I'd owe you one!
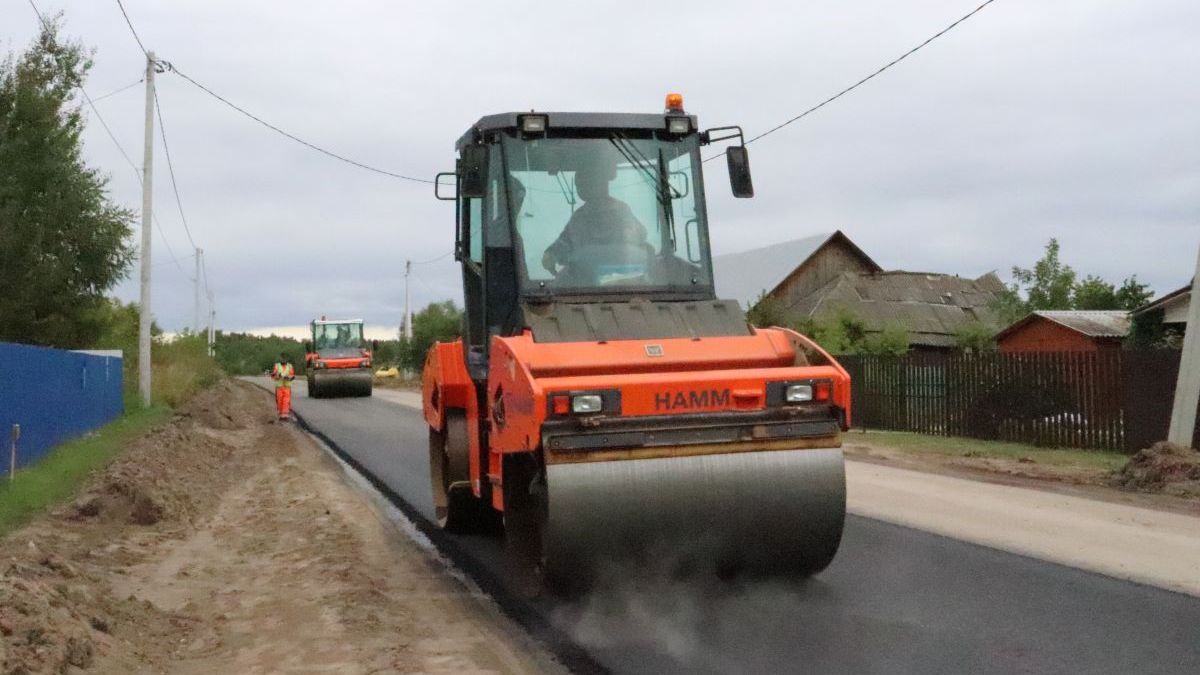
[270,352,296,420]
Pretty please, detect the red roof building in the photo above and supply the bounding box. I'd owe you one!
[995,310,1131,353]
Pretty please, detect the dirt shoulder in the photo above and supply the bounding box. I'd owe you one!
[843,430,1200,517]
[0,379,560,675]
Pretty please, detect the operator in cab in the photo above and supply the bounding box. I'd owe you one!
[541,162,650,278]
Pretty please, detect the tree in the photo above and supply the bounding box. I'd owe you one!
[399,301,463,370]
[1011,239,1076,312]
[1114,276,1154,311]
[800,309,908,356]
[954,322,997,353]
[1073,275,1117,310]
[0,18,135,348]
[746,293,793,328]
[996,239,1155,324]
[861,324,910,356]
[212,331,304,375]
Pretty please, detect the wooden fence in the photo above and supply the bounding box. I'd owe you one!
[837,350,1197,452]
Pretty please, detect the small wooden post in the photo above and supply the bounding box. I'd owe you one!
[9,424,19,483]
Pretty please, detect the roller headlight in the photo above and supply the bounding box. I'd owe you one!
[785,384,813,403]
[571,394,603,414]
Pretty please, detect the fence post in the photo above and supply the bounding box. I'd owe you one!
[9,424,19,483]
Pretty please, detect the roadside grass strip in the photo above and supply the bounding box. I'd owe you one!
[0,405,170,536]
[850,429,1128,471]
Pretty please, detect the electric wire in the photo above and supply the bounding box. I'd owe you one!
[165,64,434,184]
[153,90,198,250]
[114,0,148,57]
[112,0,211,282]
[704,0,999,162]
[90,77,143,103]
[410,251,454,265]
[26,0,187,275]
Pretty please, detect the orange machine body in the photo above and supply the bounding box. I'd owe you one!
[305,350,372,371]
[423,326,850,512]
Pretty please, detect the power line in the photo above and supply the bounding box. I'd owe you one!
[165,65,435,184]
[706,0,1000,161]
[112,0,432,185]
[153,90,198,250]
[111,0,204,279]
[114,0,148,57]
[26,0,186,275]
[410,251,451,264]
[91,77,143,103]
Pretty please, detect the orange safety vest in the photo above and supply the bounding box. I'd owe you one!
[271,362,295,389]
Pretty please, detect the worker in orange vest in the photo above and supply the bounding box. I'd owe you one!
[270,352,296,420]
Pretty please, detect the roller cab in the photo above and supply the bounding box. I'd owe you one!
[305,318,375,398]
[422,96,851,589]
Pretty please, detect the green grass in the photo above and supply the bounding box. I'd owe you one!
[847,429,1128,472]
[0,404,171,536]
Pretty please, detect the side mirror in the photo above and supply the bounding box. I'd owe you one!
[371,340,379,352]
[303,341,312,353]
[460,144,488,198]
[726,146,754,198]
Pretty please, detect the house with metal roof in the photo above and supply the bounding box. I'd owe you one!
[712,230,1005,350]
[1132,282,1192,327]
[712,231,880,310]
[995,310,1131,353]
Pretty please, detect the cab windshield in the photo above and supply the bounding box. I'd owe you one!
[503,133,711,295]
[312,322,363,352]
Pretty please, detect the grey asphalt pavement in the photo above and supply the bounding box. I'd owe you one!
[257,378,1200,674]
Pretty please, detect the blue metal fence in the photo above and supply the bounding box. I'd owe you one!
[0,342,124,470]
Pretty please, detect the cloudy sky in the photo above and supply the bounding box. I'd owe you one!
[4,0,1198,336]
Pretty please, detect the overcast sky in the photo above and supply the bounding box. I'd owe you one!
[4,0,1198,335]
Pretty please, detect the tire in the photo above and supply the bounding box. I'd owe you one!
[307,375,320,398]
[428,411,490,533]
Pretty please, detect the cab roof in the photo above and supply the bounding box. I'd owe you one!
[456,111,699,150]
[312,319,364,325]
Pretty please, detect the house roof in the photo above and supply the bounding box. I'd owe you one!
[996,310,1132,342]
[1132,282,1192,318]
[791,270,1006,348]
[711,231,880,309]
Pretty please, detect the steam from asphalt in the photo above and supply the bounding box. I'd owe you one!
[548,559,836,675]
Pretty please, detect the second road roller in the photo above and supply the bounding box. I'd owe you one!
[422,95,851,589]
[305,317,376,398]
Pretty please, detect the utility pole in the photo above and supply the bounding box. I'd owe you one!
[403,259,413,340]
[1168,243,1200,446]
[193,247,203,334]
[137,51,157,408]
[207,290,216,357]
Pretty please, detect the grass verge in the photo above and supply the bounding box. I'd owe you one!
[845,429,1128,472]
[0,404,171,537]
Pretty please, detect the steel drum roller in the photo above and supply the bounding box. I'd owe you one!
[309,369,373,398]
[543,447,845,580]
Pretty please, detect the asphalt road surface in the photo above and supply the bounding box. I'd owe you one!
[266,380,1200,675]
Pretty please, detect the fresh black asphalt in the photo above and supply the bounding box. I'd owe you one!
[266,380,1200,674]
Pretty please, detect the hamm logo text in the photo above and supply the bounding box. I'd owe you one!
[654,389,731,411]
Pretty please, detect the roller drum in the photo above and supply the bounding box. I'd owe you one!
[543,447,845,581]
[308,369,373,398]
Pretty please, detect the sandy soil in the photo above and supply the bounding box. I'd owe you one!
[0,380,559,675]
